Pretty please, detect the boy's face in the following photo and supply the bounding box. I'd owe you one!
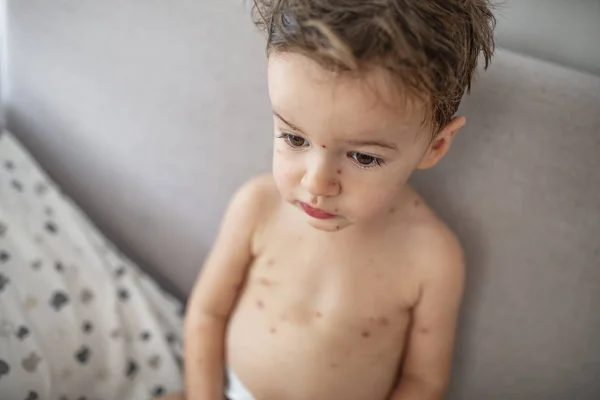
[268,53,462,232]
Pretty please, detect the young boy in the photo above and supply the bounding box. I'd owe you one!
[162,0,495,399]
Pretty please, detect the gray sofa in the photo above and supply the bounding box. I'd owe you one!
[2,0,599,399]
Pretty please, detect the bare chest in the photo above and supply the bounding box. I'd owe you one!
[226,236,418,399]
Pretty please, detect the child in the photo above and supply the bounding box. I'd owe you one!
[162,0,495,399]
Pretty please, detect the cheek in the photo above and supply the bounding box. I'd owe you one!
[344,171,409,219]
[272,149,300,193]
[350,186,398,219]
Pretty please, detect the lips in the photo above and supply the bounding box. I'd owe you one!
[300,202,336,219]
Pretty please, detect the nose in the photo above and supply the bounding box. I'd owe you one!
[301,155,340,198]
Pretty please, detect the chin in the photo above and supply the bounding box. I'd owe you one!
[306,216,349,232]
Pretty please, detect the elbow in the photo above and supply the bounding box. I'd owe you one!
[185,309,228,336]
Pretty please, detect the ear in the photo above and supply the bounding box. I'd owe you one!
[417,116,466,170]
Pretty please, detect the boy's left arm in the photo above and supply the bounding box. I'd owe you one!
[390,234,465,400]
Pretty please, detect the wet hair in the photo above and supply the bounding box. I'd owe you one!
[252,0,496,135]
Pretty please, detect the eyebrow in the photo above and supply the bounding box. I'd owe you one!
[273,111,304,132]
[273,110,398,151]
[346,139,398,151]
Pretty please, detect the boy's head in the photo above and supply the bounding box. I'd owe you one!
[253,0,495,231]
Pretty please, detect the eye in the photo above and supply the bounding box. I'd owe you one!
[278,133,309,148]
[348,152,385,168]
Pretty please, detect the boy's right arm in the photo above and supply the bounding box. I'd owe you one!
[184,179,265,400]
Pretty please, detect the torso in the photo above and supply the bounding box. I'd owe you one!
[226,180,429,400]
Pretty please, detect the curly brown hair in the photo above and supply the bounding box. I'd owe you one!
[252,0,496,135]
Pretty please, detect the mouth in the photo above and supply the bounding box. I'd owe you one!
[299,202,336,219]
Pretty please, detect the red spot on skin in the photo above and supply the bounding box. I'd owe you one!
[316,312,323,318]
[257,300,265,309]
[336,225,340,230]
[378,317,390,326]
[270,327,277,334]
[362,330,371,338]
[259,277,271,286]
[337,169,342,175]
[322,145,327,149]
[334,208,339,213]
[415,199,421,207]
[267,258,275,266]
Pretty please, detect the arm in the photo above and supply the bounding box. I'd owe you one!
[184,180,264,400]
[390,232,465,400]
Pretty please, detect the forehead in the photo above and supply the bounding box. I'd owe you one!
[267,53,427,140]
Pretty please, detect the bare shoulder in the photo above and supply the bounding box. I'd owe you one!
[402,196,465,287]
[236,173,280,219]
[228,174,281,246]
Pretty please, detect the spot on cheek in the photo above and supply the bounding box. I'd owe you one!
[414,199,421,207]
[256,300,265,310]
[336,225,340,230]
[337,169,342,175]
[316,312,323,318]
[267,258,275,266]
[322,145,327,149]
[361,330,371,338]
[331,363,338,368]
[378,317,389,326]
[270,327,277,334]
[389,207,396,214]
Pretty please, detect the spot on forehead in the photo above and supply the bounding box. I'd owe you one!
[361,330,371,338]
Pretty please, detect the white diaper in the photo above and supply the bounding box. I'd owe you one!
[224,367,255,400]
